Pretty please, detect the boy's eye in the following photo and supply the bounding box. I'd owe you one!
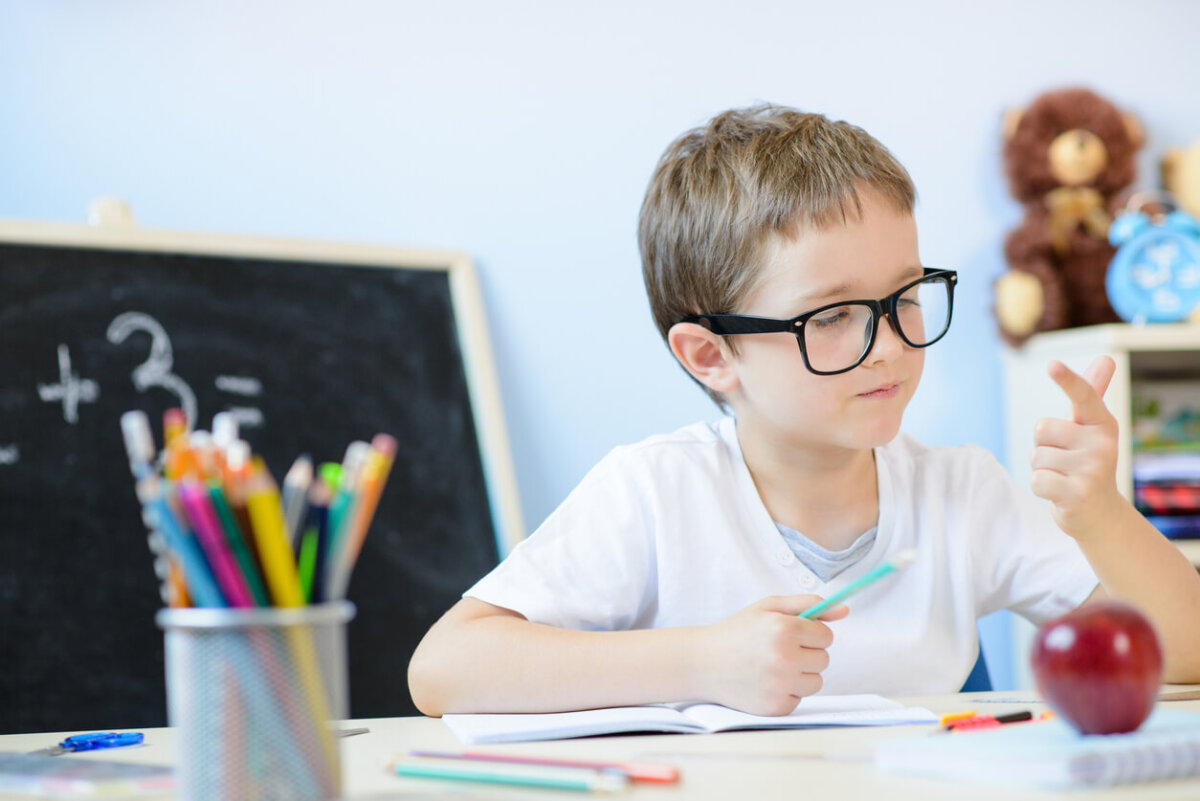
[896,286,923,308]
[810,307,852,328]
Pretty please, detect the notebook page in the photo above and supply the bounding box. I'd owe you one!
[443,705,705,745]
[682,694,937,731]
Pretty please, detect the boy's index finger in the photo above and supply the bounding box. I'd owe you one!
[1047,357,1114,425]
[1083,355,1117,398]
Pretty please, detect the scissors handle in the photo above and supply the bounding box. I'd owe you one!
[64,732,144,752]
[35,732,145,755]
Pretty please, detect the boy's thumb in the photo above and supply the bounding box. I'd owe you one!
[772,594,846,618]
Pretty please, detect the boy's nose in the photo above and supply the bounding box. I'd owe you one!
[863,312,906,365]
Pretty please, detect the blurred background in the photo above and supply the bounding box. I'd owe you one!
[4,0,1198,689]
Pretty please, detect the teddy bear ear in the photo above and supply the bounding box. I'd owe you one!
[1002,107,1023,141]
[1123,113,1145,148]
[1161,148,1182,188]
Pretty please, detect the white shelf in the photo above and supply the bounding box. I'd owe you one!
[1176,539,1200,565]
[1009,322,1200,353]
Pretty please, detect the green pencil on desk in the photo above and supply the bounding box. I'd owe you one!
[393,757,629,793]
[800,548,917,619]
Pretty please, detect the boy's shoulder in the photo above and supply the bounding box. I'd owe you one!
[586,417,738,481]
[550,418,741,518]
[615,417,730,452]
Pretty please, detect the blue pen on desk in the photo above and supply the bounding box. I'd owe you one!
[799,548,917,619]
[31,732,144,756]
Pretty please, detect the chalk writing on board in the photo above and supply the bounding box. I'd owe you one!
[225,406,265,428]
[105,311,198,428]
[214,375,265,428]
[214,375,262,396]
[0,444,17,465]
[37,343,100,424]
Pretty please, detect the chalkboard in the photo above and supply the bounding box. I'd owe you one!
[0,219,524,733]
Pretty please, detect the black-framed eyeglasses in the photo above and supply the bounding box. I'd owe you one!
[681,268,957,376]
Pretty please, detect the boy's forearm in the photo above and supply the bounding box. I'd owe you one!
[1076,501,1200,682]
[408,611,708,717]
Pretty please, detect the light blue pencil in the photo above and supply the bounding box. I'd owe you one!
[394,759,628,793]
[799,548,917,619]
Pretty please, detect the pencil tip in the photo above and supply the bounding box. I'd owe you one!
[371,433,397,457]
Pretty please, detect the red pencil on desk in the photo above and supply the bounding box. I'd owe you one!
[408,750,680,783]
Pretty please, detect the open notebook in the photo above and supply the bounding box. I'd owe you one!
[875,708,1200,789]
[443,694,937,744]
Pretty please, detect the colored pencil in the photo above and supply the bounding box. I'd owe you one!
[243,462,304,607]
[409,750,680,783]
[799,548,918,619]
[328,434,396,599]
[242,460,339,783]
[178,480,254,607]
[281,455,314,550]
[307,479,333,603]
[208,483,270,606]
[393,757,628,793]
[324,443,369,590]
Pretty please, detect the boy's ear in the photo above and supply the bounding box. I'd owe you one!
[668,322,739,393]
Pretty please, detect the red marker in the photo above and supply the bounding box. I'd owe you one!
[945,710,1035,731]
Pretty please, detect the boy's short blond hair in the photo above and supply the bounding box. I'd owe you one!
[638,104,916,402]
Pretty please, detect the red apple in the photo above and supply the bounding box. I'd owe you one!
[1031,600,1163,734]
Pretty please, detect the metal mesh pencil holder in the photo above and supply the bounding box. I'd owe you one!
[157,601,355,801]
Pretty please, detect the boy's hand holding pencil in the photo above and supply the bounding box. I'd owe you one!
[698,594,848,717]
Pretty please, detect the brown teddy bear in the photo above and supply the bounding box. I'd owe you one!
[1162,140,1200,324]
[1162,139,1200,221]
[993,87,1144,345]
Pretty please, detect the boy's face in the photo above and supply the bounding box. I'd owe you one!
[722,188,923,456]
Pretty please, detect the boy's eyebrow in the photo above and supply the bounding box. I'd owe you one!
[790,265,926,309]
[893,264,927,285]
[797,281,854,305]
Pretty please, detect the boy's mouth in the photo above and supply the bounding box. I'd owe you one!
[858,382,899,399]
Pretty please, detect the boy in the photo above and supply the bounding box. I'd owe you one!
[408,105,1200,717]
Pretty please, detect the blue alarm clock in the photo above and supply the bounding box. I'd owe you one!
[1106,201,1200,323]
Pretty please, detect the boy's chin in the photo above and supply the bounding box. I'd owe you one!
[851,418,904,449]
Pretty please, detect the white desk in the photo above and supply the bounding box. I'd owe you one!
[3,689,1199,800]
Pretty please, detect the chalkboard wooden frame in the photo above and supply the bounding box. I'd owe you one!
[0,215,525,732]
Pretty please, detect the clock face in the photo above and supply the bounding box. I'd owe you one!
[1106,229,1200,323]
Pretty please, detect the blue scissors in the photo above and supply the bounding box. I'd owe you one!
[29,731,144,756]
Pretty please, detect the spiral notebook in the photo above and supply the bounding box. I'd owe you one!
[875,709,1200,789]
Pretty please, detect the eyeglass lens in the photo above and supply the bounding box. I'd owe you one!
[803,276,951,373]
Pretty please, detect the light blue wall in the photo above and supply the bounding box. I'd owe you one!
[5,1,1199,691]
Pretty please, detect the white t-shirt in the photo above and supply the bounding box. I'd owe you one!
[466,417,1100,694]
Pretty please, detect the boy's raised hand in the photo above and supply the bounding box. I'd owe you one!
[1030,355,1124,540]
[698,594,847,717]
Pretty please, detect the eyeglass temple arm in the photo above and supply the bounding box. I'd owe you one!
[686,315,796,335]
